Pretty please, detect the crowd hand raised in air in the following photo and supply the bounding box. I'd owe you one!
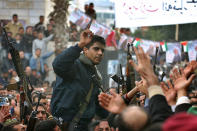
[160,80,177,106]
[129,46,159,87]
[98,89,126,114]
[78,29,94,48]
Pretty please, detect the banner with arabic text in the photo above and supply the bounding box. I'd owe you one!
[115,0,197,27]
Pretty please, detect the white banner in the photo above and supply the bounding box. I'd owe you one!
[115,0,197,27]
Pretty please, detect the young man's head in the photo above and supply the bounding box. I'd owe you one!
[84,4,89,12]
[47,24,53,31]
[19,51,25,59]
[26,26,33,34]
[83,35,105,65]
[89,3,94,9]
[98,119,111,131]
[35,120,60,131]
[117,106,149,131]
[25,66,32,76]
[35,48,42,57]
[18,27,24,35]
[12,14,18,23]
[15,34,21,41]
[33,104,47,121]
[39,15,44,23]
[49,18,55,25]
[38,32,44,40]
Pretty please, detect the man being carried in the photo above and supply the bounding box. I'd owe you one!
[51,29,107,130]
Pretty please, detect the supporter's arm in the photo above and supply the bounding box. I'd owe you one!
[0,106,11,123]
[52,30,93,79]
[32,40,36,57]
[170,67,195,112]
[42,51,54,60]
[43,34,54,42]
[129,46,173,123]
[160,80,176,106]
[98,89,126,114]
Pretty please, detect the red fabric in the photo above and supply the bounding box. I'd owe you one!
[106,31,117,47]
[162,112,197,131]
[181,41,188,46]
[135,37,141,41]
[160,42,164,45]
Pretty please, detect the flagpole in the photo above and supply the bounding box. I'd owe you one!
[175,24,179,41]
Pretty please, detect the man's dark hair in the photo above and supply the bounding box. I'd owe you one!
[12,14,18,18]
[85,35,105,49]
[88,120,100,131]
[89,3,94,6]
[40,16,44,19]
[35,120,58,131]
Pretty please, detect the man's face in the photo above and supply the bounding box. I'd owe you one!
[19,51,25,59]
[34,106,47,121]
[139,95,146,107]
[173,49,178,55]
[40,17,44,23]
[47,24,53,31]
[98,121,110,131]
[25,67,32,76]
[38,33,43,40]
[26,27,33,34]
[84,42,105,65]
[35,49,41,57]
[13,16,18,23]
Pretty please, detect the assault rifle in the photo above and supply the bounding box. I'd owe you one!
[2,27,33,122]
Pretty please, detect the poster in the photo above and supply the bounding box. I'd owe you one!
[69,8,91,29]
[89,20,111,39]
[166,43,181,63]
[188,40,197,61]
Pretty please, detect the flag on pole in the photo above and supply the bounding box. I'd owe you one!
[133,38,142,47]
[181,41,188,52]
[160,42,168,52]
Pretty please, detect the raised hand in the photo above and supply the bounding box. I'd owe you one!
[161,80,176,106]
[0,106,11,123]
[98,89,126,114]
[129,46,159,87]
[78,29,94,48]
[170,68,195,91]
[135,80,148,96]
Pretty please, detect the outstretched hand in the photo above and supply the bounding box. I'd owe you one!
[0,106,11,123]
[98,89,126,114]
[161,80,176,106]
[170,68,195,91]
[129,46,159,87]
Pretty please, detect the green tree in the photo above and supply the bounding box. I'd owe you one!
[133,23,197,42]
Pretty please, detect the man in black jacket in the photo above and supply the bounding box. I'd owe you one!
[51,29,107,130]
[21,26,35,59]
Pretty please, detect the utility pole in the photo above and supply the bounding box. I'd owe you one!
[175,24,179,41]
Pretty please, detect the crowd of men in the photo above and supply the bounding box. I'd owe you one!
[1,4,197,131]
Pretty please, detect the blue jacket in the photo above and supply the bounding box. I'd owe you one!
[29,51,54,73]
[51,44,107,122]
